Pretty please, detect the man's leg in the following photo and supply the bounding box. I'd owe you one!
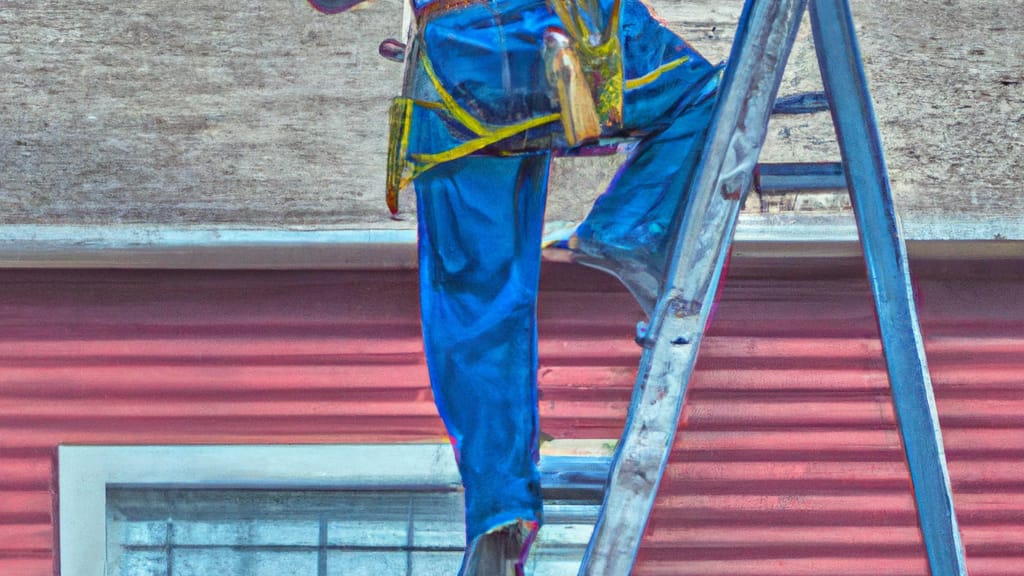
[415,152,550,558]
[569,0,721,314]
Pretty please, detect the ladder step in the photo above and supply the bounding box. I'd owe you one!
[771,91,830,115]
[754,161,846,195]
[540,456,610,501]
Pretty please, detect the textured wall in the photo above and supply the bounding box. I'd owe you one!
[0,260,1022,574]
[1,1,1022,235]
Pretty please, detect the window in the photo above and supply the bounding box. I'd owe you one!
[59,445,607,576]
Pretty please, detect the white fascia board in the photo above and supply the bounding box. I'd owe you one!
[3,217,1022,269]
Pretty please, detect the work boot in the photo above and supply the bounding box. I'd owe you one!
[458,521,536,576]
[545,234,662,317]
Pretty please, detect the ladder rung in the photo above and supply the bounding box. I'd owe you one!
[755,161,847,195]
[539,456,610,501]
[771,91,830,114]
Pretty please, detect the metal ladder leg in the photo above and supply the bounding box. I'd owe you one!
[577,0,968,574]
[577,1,809,573]
[808,0,968,573]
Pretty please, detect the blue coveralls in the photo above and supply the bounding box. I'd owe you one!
[404,0,720,545]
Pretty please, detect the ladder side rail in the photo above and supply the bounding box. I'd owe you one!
[577,0,809,573]
[808,1,968,574]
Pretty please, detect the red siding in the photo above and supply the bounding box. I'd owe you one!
[0,257,1022,575]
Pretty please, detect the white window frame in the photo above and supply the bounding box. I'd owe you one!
[58,444,462,576]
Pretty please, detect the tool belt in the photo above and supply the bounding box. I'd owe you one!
[546,0,624,140]
[385,0,624,214]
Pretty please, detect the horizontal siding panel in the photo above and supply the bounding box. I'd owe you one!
[0,416,452,448]
[634,557,932,576]
[0,559,54,576]
[643,524,926,549]
[0,398,447,419]
[637,555,1024,576]
[663,459,916,484]
[0,430,451,453]
[0,365,431,395]
[0,524,52,555]
[658,491,1024,522]
[932,367,1024,390]
[674,427,1024,456]
[0,260,1022,575]
[0,491,51,525]
[960,558,1024,576]
[672,429,903,456]
[0,458,50,491]
[649,492,919,522]
[4,376,1018,423]
[0,337,425,361]
[959,526,1024,555]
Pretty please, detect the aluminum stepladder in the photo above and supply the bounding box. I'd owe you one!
[577,0,969,574]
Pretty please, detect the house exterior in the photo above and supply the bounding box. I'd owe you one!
[3,0,1022,574]
[1,239,1021,575]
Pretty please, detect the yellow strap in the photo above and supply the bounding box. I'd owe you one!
[409,43,565,168]
[419,51,490,137]
[410,112,561,166]
[625,56,691,91]
[386,97,416,214]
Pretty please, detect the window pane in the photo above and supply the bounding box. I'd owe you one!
[106,488,596,576]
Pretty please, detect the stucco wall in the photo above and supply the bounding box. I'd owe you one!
[1,0,1022,238]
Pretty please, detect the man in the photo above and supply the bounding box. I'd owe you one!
[309,0,719,573]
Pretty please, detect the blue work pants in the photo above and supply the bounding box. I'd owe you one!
[412,0,719,544]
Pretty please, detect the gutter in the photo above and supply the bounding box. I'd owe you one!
[0,214,1020,269]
